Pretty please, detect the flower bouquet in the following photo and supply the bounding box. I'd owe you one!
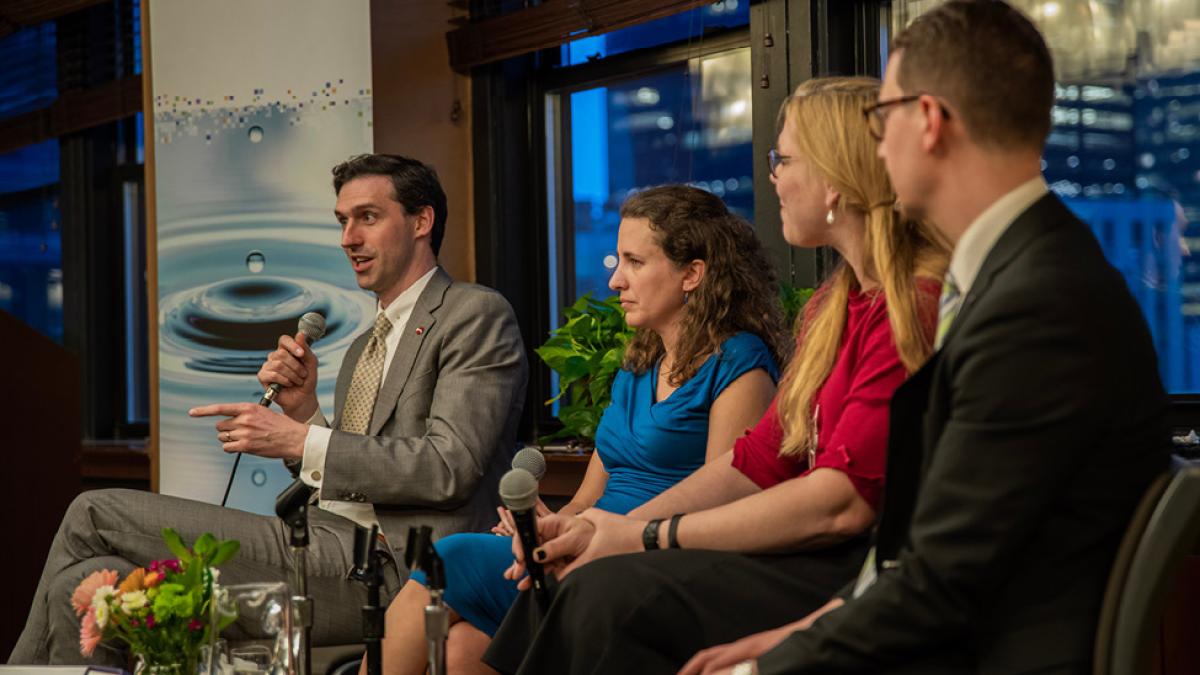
[72,528,240,674]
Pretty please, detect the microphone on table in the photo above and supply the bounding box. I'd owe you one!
[220,311,327,508]
[511,447,546,481]
[259,311,327,406]
[500,468,550,609]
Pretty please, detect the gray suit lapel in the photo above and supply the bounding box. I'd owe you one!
[367,268,452,436]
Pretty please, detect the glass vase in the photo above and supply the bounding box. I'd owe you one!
[133,655,188,675]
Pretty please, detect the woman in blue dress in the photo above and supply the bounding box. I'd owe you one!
[370,185,788,675]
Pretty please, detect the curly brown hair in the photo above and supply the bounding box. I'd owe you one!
[619,185,789,385]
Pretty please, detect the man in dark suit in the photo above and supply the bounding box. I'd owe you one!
[682,2,1169,673]
[11,154,528,665]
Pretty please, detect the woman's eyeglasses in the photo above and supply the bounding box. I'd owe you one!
[767,148,791,179]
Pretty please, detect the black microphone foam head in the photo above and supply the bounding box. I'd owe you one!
[298,312,327,342]
[499,468,539,511]
[511,447,546,481]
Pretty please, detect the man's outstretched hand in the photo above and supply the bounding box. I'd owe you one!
[189,402,308,461]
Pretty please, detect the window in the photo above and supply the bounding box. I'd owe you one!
[551,49,754,303]
[0,21,62,344]
[546,7,753,312]
[0,24,57,121]
[0,174,63,344]
[0,1,148,436]
[893,0,1200,395]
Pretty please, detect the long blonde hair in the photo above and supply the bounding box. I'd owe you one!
[776,77,949,458]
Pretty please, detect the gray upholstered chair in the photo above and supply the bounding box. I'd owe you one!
[1094,465,1200,675]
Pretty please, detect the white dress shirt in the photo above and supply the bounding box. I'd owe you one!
[300,265,438,528]
[947,176,1048,297]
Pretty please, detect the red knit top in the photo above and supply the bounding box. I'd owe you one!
[731,280,940,512]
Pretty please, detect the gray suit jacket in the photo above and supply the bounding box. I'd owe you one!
[318,268,527,559]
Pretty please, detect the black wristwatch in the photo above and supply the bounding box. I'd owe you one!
[642,518,664,550]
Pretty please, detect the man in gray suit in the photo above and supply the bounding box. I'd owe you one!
[11,153,528,665]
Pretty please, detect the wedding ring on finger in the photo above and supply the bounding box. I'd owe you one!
[223,431,232,442]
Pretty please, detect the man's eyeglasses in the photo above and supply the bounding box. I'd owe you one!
[767,148,790,179]
[862,93,949,141]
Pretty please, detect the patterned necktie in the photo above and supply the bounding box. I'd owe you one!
[935,273,962,350]
[340,312,393,434]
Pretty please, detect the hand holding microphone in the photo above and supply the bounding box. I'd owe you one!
[492,448,550,536]
[499,467,551,608]
[258,312,326,417]
[194,311,325,507]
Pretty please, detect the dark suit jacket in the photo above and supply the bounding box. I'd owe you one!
[312,268,528,559]
[759,194,1169,674]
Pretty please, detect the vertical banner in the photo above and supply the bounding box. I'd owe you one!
[149,1,374,513]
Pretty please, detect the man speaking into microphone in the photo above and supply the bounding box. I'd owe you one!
[10,154,528,666]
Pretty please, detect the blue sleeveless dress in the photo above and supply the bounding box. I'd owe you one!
[410,332,778,635]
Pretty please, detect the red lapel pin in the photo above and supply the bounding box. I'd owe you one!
[415,326,425,336]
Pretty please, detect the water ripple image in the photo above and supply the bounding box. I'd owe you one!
[154,89,373,512]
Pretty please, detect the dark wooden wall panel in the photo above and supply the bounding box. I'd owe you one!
[0,309,82,658]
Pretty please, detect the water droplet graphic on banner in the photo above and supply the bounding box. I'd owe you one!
[246,250,266,273]
[152,95,375,508]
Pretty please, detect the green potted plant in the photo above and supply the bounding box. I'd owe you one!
[534,285,812,446]
[780,284,815,327]
[534,293,634,445]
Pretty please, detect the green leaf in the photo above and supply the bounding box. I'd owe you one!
[181,557,202,589]
[780,284,816,327]
[560,355,590,382]
[161,528,190,561]
[208,540,240,567]
[534,344,577,369]
[587,374,611,406]
[536,426,579,445]
[193,533,216,558]
[600,346,624,372]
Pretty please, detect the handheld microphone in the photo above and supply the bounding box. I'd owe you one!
[499,468,549,608]
[511,447,546,481]
[260,311,327,406]
[221,312,326,507]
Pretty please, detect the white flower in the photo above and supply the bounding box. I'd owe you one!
[120,590,148,614]
[90,585,115,608]
[94,601,109,629]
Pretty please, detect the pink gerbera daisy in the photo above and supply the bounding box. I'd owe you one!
[71,570,119,617]
[79,610,102,657]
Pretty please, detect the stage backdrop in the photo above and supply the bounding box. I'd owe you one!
[148,0,374,514]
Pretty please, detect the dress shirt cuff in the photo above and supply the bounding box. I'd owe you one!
[300,409,331,488]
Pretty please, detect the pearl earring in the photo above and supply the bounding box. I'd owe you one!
[826,209,835,225]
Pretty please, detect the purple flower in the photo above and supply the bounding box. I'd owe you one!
[188,619,203,631]
[148,559,182,575]
[145,614,156,629]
